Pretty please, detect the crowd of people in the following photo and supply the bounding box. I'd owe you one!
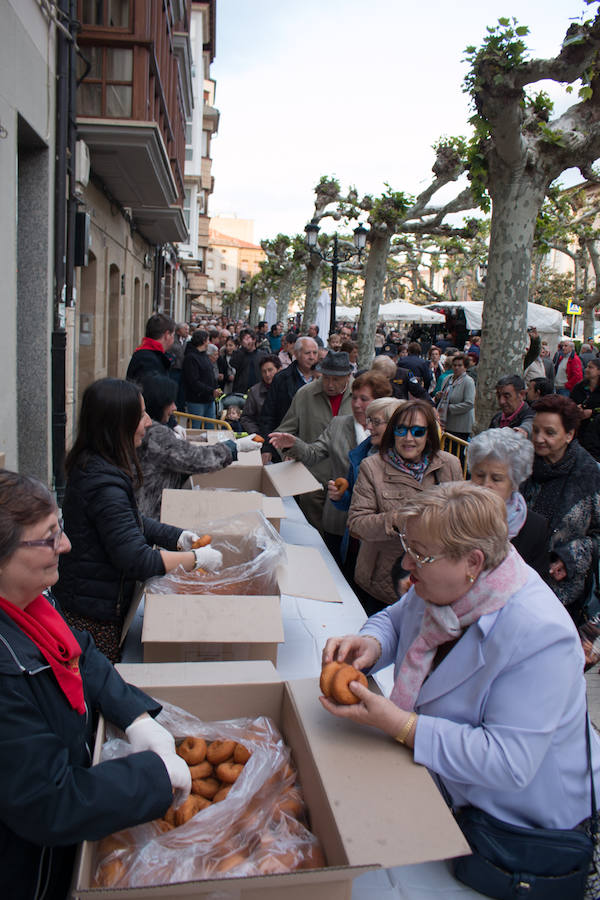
[4,308,600,897]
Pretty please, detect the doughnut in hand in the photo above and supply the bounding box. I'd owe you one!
[319,661,344,699]
[330,664,368,705]
[177,736,207,765]
[191,534,212,549]
[334,477,349,493]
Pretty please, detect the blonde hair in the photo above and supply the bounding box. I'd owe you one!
[397,482,509,571]
[366,397,404,421]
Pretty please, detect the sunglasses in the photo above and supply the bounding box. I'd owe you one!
[394,425,427,438]
[19,519,65,552]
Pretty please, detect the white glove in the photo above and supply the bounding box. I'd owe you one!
[160,753,192,808]
[236,435,259,452]
[193,546,223,571]
[173,425,187,440]
[177,530,201,551]
[125,715,191,808]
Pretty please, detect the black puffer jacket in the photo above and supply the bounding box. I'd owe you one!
[55,454,182,622]
[126,347,171,382]
[0,601,171,900]
[182,347,216,403]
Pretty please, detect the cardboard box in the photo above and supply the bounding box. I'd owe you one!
[186,460,321,498]
[73,661,469,899]
[160,488,286,532]
[141,537,343,663]
[141,594,283,664]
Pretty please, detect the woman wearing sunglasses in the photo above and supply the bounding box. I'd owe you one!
[322,482,600,898]
[0,469,192,899]
[347,399,462,612]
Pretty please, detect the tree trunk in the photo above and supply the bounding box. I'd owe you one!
[277,270,292,324]
[302,252,322,331]
[357,230,391,368]
[474,171,548,432]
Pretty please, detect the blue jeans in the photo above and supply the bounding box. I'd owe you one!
[186,400,216,429]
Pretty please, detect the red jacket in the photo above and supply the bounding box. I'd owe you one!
[556,351,583,392]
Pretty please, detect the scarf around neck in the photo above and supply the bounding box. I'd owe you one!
[505,491,528,539]
[0,595,85,714]
[135,337,165,354]
[389,545,529,710]
[387,447,430,481]
[436,371,465,427]
[498,400,525,428]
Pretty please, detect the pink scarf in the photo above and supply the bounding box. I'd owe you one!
[390,546,529,710]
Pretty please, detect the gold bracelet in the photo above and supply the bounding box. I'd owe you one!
[395,712,417,746]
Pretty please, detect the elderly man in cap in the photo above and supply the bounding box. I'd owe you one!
[269,350,354,532]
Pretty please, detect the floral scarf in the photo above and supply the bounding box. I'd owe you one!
[390,545,529,711]
[387,448,430,482]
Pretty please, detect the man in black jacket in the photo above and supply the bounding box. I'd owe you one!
[182,329,220,426]
[230,329,268,394]
[401,341,432,389]
[127,313,176,382]
[259,336,319,461]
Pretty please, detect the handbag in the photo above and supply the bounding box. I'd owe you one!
[450,715,598,899]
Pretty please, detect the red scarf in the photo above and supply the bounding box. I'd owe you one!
[135,337,165,354]
[0,595,85,714]
[328,393,344,417]
[498,400,525,428]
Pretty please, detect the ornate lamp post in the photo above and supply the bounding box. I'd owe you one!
[304,222,368,334]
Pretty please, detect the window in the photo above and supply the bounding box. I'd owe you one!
[221,263,227,270]
[220,281,226,289]
[78,47,133,117]
[81,0,130,28]
[206,259,213,269]
[183,189,191,230]
[185,122,193,161]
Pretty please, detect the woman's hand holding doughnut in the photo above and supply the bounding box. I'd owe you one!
[322,634,382,671]
[327,480,343,502]
[320,681,412,742]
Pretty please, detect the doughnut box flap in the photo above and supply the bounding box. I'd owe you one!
[72,662,469,899]
[160,487,287,532]
[141,594,284,665]
[185,460,322,498]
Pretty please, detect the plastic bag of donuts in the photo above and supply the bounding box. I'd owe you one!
[145,510,286,596]
[93,701,325,888]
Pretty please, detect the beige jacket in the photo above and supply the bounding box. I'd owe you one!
[347,450,463,604]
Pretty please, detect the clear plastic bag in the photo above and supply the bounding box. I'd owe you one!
[93,700,325,887]
[146,510,287,596]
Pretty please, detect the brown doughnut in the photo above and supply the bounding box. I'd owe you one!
[163,806,177,827]
[213,784,233,803]
[216,761,244,784]
[330,664,368,705]
[301,844,326,869]
[95,857,126,887]
[334,477,349,493]
[173,794,211,826]
[319,660,344,698]
[206,739,236,765]
[191,534,212,548]
[276,787,304,819]
[191,776,220,799]
[177,736,207,765]
[233,743,251,764]
[189,760,213,779]
[215,850,249,874]
[252,434,265,443]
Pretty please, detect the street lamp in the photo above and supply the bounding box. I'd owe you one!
[304,221,368,334]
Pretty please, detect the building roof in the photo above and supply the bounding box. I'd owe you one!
[209,229,263,251]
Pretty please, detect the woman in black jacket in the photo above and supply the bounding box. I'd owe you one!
[55,378,222,661]
[570,359,600,461]
[0,469,192,899]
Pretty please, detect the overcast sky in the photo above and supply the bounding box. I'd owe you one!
[210,1,590,243]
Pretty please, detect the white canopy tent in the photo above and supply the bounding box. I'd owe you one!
[336,305,361,322]
[264,296,277,328]
[423,300,563,351]
[378,300,445,324]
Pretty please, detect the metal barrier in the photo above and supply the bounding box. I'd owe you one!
[440,432,469,477]
[172,411,234,431]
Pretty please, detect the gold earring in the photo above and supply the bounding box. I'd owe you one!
[467,574,475,584]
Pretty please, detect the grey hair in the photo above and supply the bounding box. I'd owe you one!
[294,336,318,353]
[206,343,219,356]
[467,427,534,490]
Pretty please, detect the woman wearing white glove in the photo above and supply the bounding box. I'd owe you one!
[126,714,191,808]
[236,434,261,452]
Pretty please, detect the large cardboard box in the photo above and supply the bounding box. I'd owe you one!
[72,661,469,899]
[186,460,321,498]
[160,488,286,532]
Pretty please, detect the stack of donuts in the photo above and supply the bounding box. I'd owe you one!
[93,724,325,887]
[320,661,368,705]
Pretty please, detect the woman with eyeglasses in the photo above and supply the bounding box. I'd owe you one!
[435,352,475,441]
[54,378,223,663]
[321,483,600,898]
[0,469,193,899]
[347,399,462,613]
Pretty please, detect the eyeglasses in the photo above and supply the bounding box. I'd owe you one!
[19,519,65,552]
[366,417,386,427]
[397,531,444,568]
[394,425,427,438]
